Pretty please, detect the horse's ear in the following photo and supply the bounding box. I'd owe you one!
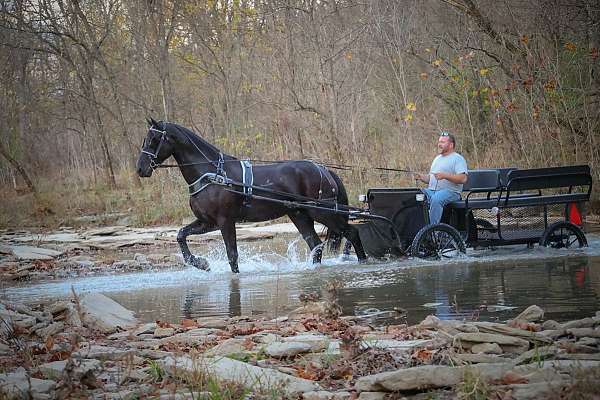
[150,117,159,127]
[146,117,152,127]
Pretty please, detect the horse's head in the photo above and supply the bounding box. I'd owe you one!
[136,118,175,177]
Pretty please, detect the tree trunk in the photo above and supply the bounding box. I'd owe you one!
[0,140,38,198]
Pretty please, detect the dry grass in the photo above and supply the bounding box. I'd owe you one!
[0,169,193,229]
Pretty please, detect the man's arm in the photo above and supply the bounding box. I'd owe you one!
[432,172,467,184]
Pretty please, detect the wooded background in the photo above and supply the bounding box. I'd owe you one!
[1,0,598,224]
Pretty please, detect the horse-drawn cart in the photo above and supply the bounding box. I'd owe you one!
[137,120,593,271]
[352,165,593,260]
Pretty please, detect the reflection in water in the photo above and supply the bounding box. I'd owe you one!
[3,253,600,326]
[181,278,241,319]
[114,256,600,325]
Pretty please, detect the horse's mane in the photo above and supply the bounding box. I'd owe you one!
[165,122,236,160]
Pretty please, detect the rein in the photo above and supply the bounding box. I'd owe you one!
[153,157,422,175]
[142,124,423,175]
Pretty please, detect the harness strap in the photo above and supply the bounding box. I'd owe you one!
[188,173,231,196]
[240,160,254,197]
[309,161,337,200]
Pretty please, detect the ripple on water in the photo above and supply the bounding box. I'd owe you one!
[2,233,600,326]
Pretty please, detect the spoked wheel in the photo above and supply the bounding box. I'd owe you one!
[540,221,587,249]
[410,223,466,260]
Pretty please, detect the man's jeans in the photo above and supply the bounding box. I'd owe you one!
[422,189,461,225]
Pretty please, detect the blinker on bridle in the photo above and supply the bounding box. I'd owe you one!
[141,126,168,169]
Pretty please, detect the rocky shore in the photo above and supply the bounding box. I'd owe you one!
[0,223,305,282]
[1,289,599,399]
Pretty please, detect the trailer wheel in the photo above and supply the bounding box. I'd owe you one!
[410,223,466,260]
[540,221,587,249]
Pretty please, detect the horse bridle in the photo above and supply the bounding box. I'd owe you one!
[141,124,226,175]
[141,126,169,169]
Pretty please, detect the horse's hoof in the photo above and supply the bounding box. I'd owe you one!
[189,255,210,271]
[358,257,369,264]
[230,265,239,273]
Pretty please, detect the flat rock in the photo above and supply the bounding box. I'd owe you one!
[472,322,552,344]
[196,317,230,329]
[205,338,248,357]
[39,359,101,380]
[79,293,138,333]
[541,320,562,330]
[9,245,62,260]
[470,342,503,354]
[265,341,312,358]
[162,355,320,395]
[0,342,12,356]
[451,353,510,364]
[357,393,387,400]
[36,322,64,339]
[514,305,544,322]
[132,322,158,336]
[283,333,331,352]
[153,327,175,338]
[0,369,56,399]
[567,328,600,338]
[454,332,529,354]
[72,344,134,361]
[303,391,352,400]
[360,338,434,351]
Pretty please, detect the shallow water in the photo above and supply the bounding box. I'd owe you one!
[2,233,600,326]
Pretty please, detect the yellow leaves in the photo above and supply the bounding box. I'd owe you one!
[544,79,556,91]
[345,51,353,61]
[425,48,432,53]
[564,42,577,52]
[432,59,442,67]
[520,35,529,45]
[402,102,416,122]
[479,68,490,76]
[419,72,428,80]
[169,34,184,49]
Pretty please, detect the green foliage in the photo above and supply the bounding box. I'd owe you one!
[148,360,165,382]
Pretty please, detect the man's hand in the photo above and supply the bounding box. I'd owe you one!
[432,172,467,184]
[432,172,448,181]
[416,173,429,183]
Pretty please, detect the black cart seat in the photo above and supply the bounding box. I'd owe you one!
[449,165,592,209]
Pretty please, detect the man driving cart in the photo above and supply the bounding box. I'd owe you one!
[416,131,468,224]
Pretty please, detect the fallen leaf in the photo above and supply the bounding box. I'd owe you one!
[45,335,54,352]
[181,319,197,329]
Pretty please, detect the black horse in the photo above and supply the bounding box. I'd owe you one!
[136,118,367,273]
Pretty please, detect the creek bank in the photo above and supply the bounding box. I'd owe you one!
[1,295,599,399]
[0,223,311,282]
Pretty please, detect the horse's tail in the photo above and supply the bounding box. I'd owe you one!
[325,169,348,253]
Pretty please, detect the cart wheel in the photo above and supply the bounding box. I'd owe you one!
[540,221,587,249]
[410,223,466,260]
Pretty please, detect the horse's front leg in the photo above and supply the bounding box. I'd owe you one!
[177,219,216,271]
[220,222,239,273]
